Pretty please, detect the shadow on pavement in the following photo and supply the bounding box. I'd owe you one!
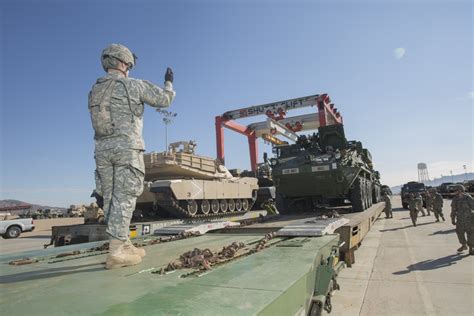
[392,207,406,212]
[0,262,103,284]
[19,235,51,239]
[429,229,455,236]
[393,253,469,274]
[379,222,433,232]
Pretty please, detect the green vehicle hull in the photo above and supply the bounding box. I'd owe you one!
[1,233,342,315]
[272,124,381,212]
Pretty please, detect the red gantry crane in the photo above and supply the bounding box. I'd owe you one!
[215,93,343,171]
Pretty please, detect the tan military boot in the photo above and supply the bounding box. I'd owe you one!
[456,244,468,253]
[123,240,146,258]
[105,239,142,269]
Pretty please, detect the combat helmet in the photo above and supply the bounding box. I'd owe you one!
[455,184,466,192]
[101,44,137,71]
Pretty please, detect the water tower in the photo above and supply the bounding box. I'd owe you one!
[417,163,430,183]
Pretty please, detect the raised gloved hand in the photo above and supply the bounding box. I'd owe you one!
[165,67,173,83]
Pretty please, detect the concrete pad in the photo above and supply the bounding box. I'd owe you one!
[332,196,474,316]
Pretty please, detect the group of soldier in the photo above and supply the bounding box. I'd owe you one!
[383,185,473,255]
[407,188,445,226]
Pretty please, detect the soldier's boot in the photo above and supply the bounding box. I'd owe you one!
[123,240,146,258]
[469,246,473,255]
[456,244,468,253]
[105,239,142,269]
[441,215,445,221]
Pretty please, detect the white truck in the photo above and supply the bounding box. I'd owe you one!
[0,215,35,238]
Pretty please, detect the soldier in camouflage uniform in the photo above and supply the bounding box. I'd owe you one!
[382,192,392,218]
[408,193,419,226]
[430,188,445,222]
[450,185,474,254]
[424,190,433,216]
[89,44,175,269]
[415,192,426,216]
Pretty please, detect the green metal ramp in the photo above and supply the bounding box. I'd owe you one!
[0,233,340,316]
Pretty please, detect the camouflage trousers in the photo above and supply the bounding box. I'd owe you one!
[455,220,473,247]
[409,208,418,226]
[425,202,432,215]
[94,149,145,241]
[417,203,425,216]
[384,207,392,218]
[432,206,444,221]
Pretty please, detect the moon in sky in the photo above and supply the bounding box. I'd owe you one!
[393,47,406,59]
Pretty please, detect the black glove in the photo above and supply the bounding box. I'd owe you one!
[165,67,174,83]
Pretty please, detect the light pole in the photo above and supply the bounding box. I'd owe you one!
[463,165,467,181]
[450,170,454,182]
[157,110,178,151]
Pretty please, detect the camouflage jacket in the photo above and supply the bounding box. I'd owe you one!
[425,195,433,206]
[383,195,391,209]
[433,193,443,209]
[408,196,420,210]
[450,193,474,222]
[89,71,175,152]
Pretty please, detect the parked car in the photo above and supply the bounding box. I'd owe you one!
[0,216,35,239]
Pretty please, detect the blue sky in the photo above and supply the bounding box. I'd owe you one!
[1,0,472,207]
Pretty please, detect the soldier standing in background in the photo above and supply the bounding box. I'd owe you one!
[431,188,445,222]
[383,192,392,218]
[415,192,426,217]
[89,44,176,269]
[408,193,419,226]
[450,185,474,254]
[425,190,433,216]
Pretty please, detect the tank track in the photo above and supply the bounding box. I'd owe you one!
[158,194,256,219]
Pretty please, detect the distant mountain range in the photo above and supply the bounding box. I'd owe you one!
[390,172,474,194]
[0,199,66,214]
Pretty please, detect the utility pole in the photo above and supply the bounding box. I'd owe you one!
[450,170,454,182]
[157,110,178,151]
[463,165,467,181]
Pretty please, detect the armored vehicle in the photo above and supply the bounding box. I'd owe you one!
[401,181,426,209]
[136,141,259,218]
[271,124,381,213]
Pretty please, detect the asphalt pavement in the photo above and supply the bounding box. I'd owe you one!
[332,196,473,316]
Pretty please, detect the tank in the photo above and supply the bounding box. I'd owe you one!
[271,124,381,213]
[136,141,259,218]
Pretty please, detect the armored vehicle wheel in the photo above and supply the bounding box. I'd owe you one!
[219,199,228,213]
[211,200,220,214]
[200,200,210,215]
[350,177,364,212]
[235,199,242,211]
[186,200,198,216]
[227,199,236,212]
[242,199,250,211]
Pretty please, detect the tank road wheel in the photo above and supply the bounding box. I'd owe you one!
[350,177,364,212]
[200,200,210,215]
[219,199,228,213]
[227,199,236,212]
[186,200,198,216]
[211,200,220,214]
[235,199,243,212]
[242,199,250,212]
